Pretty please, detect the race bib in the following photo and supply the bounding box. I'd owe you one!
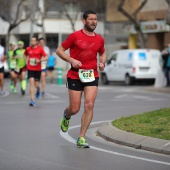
[41,61,47,70]
[78,69,95,83]
[30,58,37,66]
[10,60,16,68]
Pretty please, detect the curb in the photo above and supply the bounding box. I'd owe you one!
[97,124,170,155]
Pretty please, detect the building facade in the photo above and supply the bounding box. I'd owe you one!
[106,0,170,50]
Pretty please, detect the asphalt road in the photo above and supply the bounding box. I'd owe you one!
[0,79,170,170]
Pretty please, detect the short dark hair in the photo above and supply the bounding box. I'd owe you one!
[32,35,38,41]
[38,37,45,42]
[83,10,96,20]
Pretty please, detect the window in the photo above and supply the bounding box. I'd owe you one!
[107,53,117,65]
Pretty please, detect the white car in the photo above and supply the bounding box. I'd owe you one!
[101,49,162,85]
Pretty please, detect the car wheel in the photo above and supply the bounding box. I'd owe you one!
[101,73,109,85]
[125,74,134,85]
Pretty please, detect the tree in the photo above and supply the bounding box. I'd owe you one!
[117,0,147,48]
[58,0,106,32]
[165,0,170,25]
[0,0,31,49]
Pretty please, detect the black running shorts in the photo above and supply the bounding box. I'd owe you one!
[67,78,99,91]
[28,70,41,81]
[0,66,4,73]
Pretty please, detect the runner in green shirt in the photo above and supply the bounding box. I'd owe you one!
[8,42,18,93]
[13,41,27,95]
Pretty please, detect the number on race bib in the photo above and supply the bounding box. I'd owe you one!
[78,69,95,83]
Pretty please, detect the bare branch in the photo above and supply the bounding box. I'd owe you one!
[15,13,31,27]
[132,0,147,17]
[13,0,25,24]
[166,0,170,5]
[118,0,139,26]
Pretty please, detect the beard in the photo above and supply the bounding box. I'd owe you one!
[84,23,96,32]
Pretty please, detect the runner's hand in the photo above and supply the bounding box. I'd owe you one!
[35,58,40,64]
[99,63,105,71]
[70,58,82,69]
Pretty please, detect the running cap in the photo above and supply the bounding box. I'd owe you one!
[10,42,16,45]
[18,40,24,45]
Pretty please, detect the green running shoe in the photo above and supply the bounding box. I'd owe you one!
[13,88,17,94]
[60,110,70,132]
[10,83,14,89]
[77,137,89,148]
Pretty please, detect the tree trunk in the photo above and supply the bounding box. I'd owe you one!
[5,27,11,51]
[135,24,146,48]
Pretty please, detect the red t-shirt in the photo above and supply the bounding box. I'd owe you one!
[61,29,105,79]
[24,45,46,71]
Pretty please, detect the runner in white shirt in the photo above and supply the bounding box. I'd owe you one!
[38,38,49,97]
[0,42,6,95]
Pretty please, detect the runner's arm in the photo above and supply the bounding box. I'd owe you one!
[40,55,48,62]
[56,45,82,68]
[56,45,72,63]
[99,52,106,71]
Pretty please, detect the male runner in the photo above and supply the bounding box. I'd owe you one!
[0,41,6,95]
[39,37,50,97]
[13,41,27,95]
[56,10,106,148]
[8,42,17,93]
[24,36,47,106]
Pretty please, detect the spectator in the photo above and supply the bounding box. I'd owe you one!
[162,44,170,87]
[47,54,56,83]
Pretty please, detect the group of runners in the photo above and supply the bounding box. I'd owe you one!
[1,10,106,148]
[0,37,56,106]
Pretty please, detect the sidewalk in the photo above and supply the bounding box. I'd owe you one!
[97,123,170,155]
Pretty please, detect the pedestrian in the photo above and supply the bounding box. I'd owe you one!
[0,40,6,95]
[162,44,170,86]
[47,54,56,83]
[7,42,18,93]
[38,37,50,97]
[13,41,27,94]
[24,36,48,106]
[56,10,106,148]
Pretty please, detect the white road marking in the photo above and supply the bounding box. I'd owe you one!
[0,100,64,105]
[60,121,170,166]
[114,94,163,101]
[164,142,170,147]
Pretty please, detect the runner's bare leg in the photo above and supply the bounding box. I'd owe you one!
[29,78,35,100]
[79,86,98,137]
[66,89,82,118]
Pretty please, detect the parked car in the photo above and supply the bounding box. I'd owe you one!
[101,49,162,85]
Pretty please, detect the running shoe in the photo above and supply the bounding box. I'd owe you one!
[36,91,40,99]
[21,88,25,95]
[41,91,45,97]
[10,83,14,89]
[13,88,17,94]
[77,137,89,148]
[29,100,35,106]
[0,90,5,95]
[60,110,70,132]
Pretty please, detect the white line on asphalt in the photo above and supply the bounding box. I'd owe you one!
[60,121,170,166]
[0,100,64,105]
[164,142,170,147]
